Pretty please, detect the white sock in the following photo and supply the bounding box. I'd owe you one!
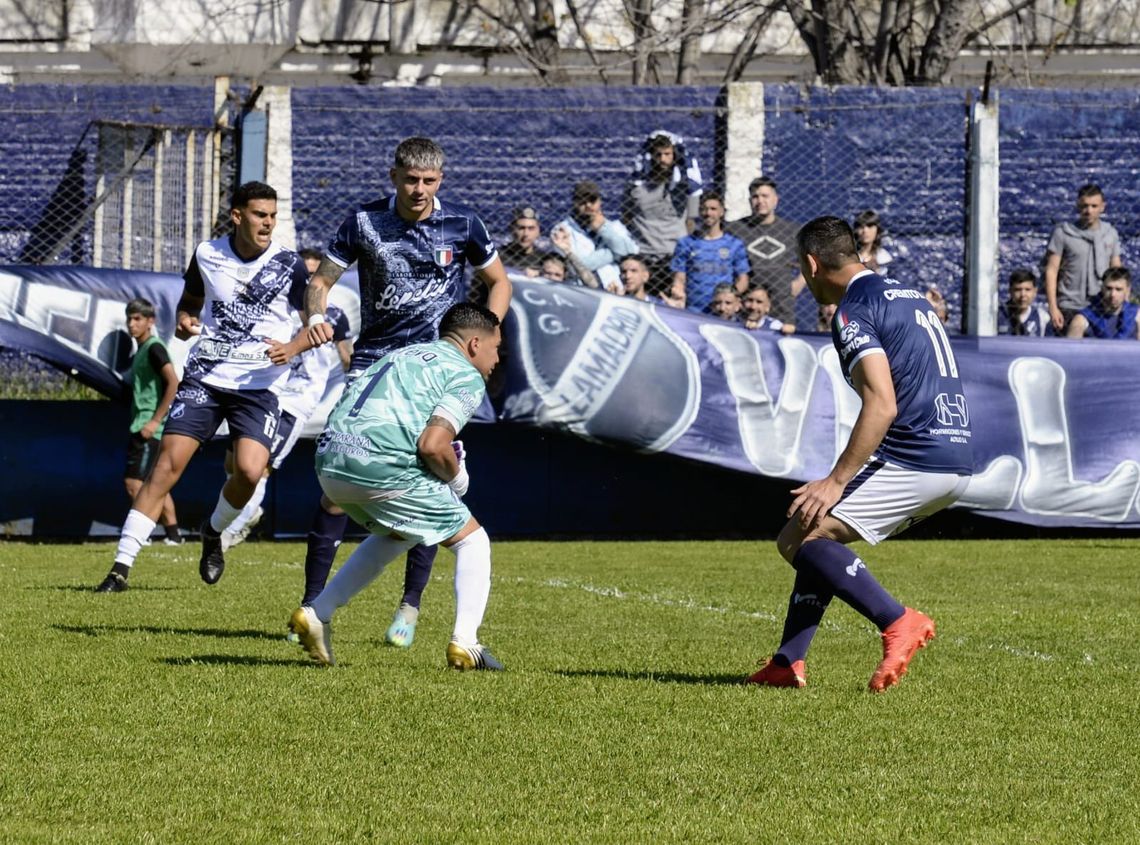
[209,490,244,534]
[311,534,414,623]
[227,476,267,535]
[114,509,157,567]
[451,527,491,645]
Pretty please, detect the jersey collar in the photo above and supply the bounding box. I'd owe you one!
[386,195,443,215]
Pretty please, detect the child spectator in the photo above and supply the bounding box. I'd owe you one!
[998,268,1051,337]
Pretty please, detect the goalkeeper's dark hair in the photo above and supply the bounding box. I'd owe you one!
[796,216,860,270]
[231,181,277,208]
[439,302,500,339]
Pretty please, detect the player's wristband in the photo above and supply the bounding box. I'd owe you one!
[447,465,470,497]
[307,314,327,328]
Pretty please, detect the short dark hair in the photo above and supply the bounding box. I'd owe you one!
[439,302,500,338]
[711,283,738,298]
[1103,266,1131,286]
[1077,183,1104,201]
[299,248,325,263]
[232,181,277,208]
[700,190,724,207]
[1008,268,1037,287]
[619,255,649,271]
[648,133,674,152]
[394,137,445,171]
[797,216,860,270]
[125,297,155,318]
[749,176,778,194]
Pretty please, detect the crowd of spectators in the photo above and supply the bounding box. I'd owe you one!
[489,132,1132,340]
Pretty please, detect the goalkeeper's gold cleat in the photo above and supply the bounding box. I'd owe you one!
[446,638,504,671]
[289,606,335,666]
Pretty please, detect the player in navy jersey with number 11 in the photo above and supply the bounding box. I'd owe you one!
[747,216,974,693]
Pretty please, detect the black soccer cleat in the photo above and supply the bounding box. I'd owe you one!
[199,520,226,585]
[95,572,128,593]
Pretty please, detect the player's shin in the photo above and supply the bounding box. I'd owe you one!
[207,490,243,535]
[450,527,491,645]
[310,533,413,622]
[792,539,904,630]
[775,569,834,666]
[303,506,349,604]
[401,543,438,609]
[114,509,157,568]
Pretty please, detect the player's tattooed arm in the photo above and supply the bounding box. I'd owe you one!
[304,258,346,347]
[417,416,461,483]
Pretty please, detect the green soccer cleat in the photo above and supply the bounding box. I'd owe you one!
[384,604,419,648]
[446,638,504,672]
[289,606,335,666]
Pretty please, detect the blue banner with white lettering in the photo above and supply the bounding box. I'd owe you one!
[500,280,1140,529]
[3,267,1139,529]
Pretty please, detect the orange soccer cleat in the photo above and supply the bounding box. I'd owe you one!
[868,607,935,693]
[745,658,807,689]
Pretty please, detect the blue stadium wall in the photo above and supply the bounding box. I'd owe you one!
[0,399,807,540]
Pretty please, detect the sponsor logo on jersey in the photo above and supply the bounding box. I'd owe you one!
[718,247,730,259]
[839,321,861,343]
[883,288,924,301]
[433,246,454,267]
[840,335,870,356]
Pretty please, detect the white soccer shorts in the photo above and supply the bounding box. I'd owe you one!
[831,458,971,545]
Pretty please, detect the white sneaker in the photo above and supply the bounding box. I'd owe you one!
[221,506,263,552]
[289,606,334,666]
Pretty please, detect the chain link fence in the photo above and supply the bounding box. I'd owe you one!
[0,84,226,272]
[3,84,1139,337]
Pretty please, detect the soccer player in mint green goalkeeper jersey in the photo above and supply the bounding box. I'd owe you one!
[289,302,505,671]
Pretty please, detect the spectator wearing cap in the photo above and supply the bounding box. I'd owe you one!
[551,180,639,294]
[499,204,550,276]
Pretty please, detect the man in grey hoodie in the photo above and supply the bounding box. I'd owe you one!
[1044,184,1122,333]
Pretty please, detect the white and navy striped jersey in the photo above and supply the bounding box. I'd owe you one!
[182,236,308,391]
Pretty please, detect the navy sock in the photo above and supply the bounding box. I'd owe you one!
[774,569,833,666]
[400,543,438,609]
[302,505,349,605]
[792,539,904,631]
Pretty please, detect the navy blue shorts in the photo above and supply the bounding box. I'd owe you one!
[165,377,280,450]
[124,431,161,480]
[268,410,299,469]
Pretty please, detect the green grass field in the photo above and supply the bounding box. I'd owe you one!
[2,538,1138,843]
